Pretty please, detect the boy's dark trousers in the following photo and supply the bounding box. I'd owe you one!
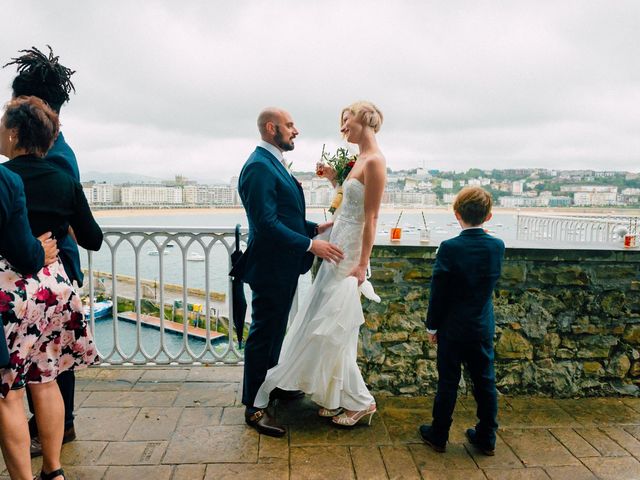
[431,337,498,445]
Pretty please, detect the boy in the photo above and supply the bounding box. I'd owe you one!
[419,186,505,455]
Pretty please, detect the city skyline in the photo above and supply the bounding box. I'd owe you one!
[2,1,639,181]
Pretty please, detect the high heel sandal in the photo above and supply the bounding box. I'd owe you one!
[318,407,343,417]
[331,404,376,427]
[40,468,65,480]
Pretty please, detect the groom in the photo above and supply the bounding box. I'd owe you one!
[231,107,344,437]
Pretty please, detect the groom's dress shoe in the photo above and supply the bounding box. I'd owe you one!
[245,410,286,438]
[419,425,446,452]
[269,388,305,401]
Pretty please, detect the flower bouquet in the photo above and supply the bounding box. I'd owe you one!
[319,146,357,213]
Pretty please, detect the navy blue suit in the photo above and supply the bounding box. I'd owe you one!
[426,228,505,445]
[0,166,44,274]
[231,146,316,410]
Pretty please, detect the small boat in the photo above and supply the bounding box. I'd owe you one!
[84,300,113,319]
[147,250,170,256]
[187,252,206,262]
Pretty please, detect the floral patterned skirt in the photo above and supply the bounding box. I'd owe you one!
[0,257,98,399]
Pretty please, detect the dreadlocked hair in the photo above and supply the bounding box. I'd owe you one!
[3,45,75,113]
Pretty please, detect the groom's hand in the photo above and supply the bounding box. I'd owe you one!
[310,239,344,264]
[317,221,333,235]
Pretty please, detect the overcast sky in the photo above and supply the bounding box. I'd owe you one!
[1,1,639,182]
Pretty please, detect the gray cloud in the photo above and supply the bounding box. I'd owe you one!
[1,0,638,181]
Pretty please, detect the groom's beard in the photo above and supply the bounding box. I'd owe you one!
[274,126,295,151]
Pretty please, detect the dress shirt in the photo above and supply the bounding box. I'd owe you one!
[426,225,485,335]
[257,141,313,252]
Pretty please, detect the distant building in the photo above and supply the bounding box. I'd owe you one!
[441,179,454,189]
[120,185,183,205]
[512,181,525,194]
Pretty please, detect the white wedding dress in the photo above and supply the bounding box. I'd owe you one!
[254,178,378,411]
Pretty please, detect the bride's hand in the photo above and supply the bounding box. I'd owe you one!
[348,264,367,286]
[320,165,337,183]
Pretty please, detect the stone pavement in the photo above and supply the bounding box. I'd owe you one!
[1,366,639,479]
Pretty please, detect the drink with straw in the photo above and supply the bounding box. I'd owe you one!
[390,210,403,242]
[420,211,431,244]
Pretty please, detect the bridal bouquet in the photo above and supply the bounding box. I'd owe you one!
[320,147,357,213]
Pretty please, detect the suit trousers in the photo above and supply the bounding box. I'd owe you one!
[242,281,298,411]
[431,337,498,445]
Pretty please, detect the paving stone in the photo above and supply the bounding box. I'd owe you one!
[104,465,173,480]
[419,470,487,480]
[379,445,420,480]
[290,412,391,447]
[186,366,244,382]
[62,466,108,480]
[75,407,140,440]
[74,391,91,409]
[483,468,550,479]
[549,428,600,458]
[131,381,183,391]
[83,390,177,407]
[164,425,258,464]
[98,441,167,465]
[173,382,237,406]
[349,446,388,480]
[221,406,246,425]
[409,442,477,471]
[558,399,640,425]
[75,367,101,379]
[377,407,425,443]
[504,397,561,411]
[60,441,108,465]
[138,368,190,382]
[581,456,640,480]
[624,425,640,442]
[601,426,640,457]
[377,395,431,411]
[499,429,579,467]
[466,433,523,469]
[544,465,598,480]
[204,463,288,479]
[124,407,182,440]
[290,446,354,480]
[83,379,135,391]
[177,406,223,427]
[621,398,640,416]
[95,368,144,383]
[173,464,206,480]
[259,434,289,464]
[575,427,629,456]
[500,408,580,429]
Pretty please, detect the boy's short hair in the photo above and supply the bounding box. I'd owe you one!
[453,186,493,226]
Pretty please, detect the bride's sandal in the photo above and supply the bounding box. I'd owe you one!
[40,468,65,480]
[332,404,376,427]
[318,407,343,417]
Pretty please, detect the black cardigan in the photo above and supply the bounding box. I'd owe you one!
[3,154,103,252]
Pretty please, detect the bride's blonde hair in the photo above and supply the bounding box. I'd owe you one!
[340,101,383,133]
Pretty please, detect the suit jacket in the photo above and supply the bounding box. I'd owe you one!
[45,132,84,286]
[0,166,44,274]
[230,146,317,289]
[426,228,505,342]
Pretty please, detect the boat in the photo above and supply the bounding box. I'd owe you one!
[147,249,170,256]
[84,300,113,319]
[187,252,206,262]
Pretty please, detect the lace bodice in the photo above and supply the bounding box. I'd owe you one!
[339,178,365,224]
[329,179,365,275]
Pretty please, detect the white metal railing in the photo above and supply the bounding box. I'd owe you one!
[84,226,251,365]
[516,214,638,244]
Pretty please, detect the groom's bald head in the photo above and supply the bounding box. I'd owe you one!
[257,107,298,151]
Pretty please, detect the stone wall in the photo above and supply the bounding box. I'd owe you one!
[361,245,640,398]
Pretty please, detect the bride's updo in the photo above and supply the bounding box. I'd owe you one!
[340,101,383,133]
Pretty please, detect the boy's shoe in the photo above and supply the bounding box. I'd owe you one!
[419,424,446,452]
[465,428,495,456]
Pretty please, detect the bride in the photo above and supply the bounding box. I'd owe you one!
[254,101,386,427]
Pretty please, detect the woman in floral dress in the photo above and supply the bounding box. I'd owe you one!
[0,96,102,480]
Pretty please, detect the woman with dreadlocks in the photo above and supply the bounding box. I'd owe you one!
[4,46,83,460]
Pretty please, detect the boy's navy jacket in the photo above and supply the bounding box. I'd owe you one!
[426,228,505,342]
